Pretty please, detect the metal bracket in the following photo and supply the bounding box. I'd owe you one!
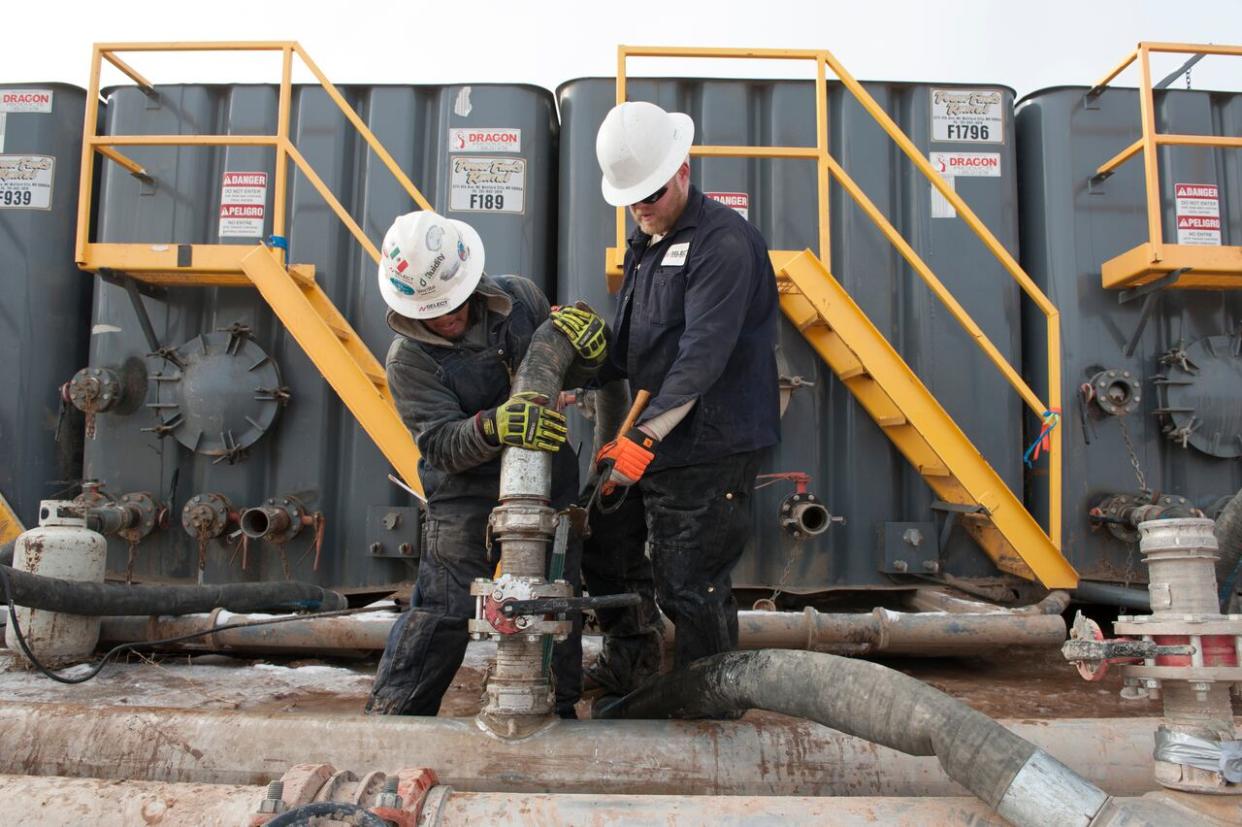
[97,268,165,354]
[930,500,987,554]
[1117,269,1191,358]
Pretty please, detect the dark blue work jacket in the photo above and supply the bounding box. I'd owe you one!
[603,186,780,470]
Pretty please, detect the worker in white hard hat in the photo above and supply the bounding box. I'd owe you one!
[583,101,781,698]
[365,211,606,718]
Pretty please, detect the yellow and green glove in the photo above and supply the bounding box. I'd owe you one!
[479,392,568,452]
[551,304,607,366]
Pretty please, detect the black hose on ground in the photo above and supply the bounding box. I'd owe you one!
[596,650,1109,826]
[0,563,346,615]
[1214,489,1242,609]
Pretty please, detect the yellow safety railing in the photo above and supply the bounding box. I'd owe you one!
[1089,42,1242,269]
[75,41,434,271]
[613,45,1063,548]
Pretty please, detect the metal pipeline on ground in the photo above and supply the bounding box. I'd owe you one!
[1,774,1234,827]
[0,702,1166,797]
[98,598,1066,657]
[597,650,1111,826]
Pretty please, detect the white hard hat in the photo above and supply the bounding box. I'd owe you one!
[377,211,486,319]
[595,101,694,207]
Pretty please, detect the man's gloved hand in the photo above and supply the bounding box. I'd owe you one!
[479,392,568,452]
[595,427,659,486]
[551,304,607,366]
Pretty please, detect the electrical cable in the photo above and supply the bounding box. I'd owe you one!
[0,563,387,685]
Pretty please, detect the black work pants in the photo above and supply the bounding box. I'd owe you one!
[366,510,583,716]
[584,450,761,677]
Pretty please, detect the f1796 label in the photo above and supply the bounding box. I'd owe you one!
[931,89,1004,144]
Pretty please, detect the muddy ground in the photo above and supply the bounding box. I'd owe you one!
[0,637,1178,721]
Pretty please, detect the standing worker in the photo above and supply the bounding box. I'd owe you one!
[365,211,606,719]
[584,101,781,693]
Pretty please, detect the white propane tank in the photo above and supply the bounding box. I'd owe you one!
[5,500,107,665]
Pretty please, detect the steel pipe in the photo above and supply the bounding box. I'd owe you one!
[0,702,1167,796]
[0,775,1234,827]
[98,602,1065,657]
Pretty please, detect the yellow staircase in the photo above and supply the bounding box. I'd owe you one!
[74,42,427,497]
[610,46,1078,589]
[775,250,1076,588]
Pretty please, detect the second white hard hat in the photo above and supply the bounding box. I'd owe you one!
[595,101,694,207]
[377,211,486,319]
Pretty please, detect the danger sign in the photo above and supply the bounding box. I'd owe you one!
[705,191,750,221]
[449,128,521,153]
[218,171,268,238]
[1174,182,1221,246]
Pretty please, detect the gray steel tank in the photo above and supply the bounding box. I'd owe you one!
[83,82,558,588]
[1017,84,1242,583]
[558,77,1025,591]
[0,84,92,529]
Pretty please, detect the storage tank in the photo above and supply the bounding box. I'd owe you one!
[558,77,1024,591]
[0,84,92,529]
[5,500,108,665]
[82,81,558,588]
[1017,84,1242,582]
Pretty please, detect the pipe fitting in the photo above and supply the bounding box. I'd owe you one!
[182,493,236,541]
[239,498,307,543]
[778,492,837,538]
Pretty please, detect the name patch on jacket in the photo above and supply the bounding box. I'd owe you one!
[661,242,690,267]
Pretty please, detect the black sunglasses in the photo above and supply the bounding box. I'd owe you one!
[633,184,669,206]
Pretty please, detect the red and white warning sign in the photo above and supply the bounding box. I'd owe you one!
[706,191,749,221]
[1174,183,1221,246]
[930,151,1001,178]
[0,90,54,113]
[449,128,521,153]
[218,171,268,238]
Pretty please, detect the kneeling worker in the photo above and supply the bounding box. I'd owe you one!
[365,211,606,718]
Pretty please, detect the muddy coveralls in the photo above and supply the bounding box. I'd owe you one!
[583,187,781,693]
[366,275,583,717]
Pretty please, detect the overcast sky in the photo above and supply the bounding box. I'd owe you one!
[7,0,1242,100]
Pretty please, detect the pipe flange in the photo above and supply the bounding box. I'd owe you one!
[240,497,306,544]
[1091,493,1190,543]
[181,493,233,540]
[778,492,835,539]
[68,367,123,415]
[1088,368,1141,416]
[73,480,114,510]
[116,492,163,543]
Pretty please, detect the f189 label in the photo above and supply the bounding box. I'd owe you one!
[931,88,1004,144]
[449,156,526,214]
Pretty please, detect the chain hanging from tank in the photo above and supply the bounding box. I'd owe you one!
[1117,415,1150,495]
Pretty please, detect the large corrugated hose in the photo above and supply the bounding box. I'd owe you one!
[1215,489,1242,610]
[596,650,1112,826]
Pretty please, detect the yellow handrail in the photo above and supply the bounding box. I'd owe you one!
[75,41,433,270]
[1089,42,1242,266]
[614,44,1063,548]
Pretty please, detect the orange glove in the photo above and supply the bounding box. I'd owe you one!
[595,428,659,486]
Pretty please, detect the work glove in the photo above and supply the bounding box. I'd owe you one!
[479,392,568,452]
[550,304,607,366]
[595,428,659,486]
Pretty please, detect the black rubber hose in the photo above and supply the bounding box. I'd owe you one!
[0,564,346,615]
[596,649,1102,817]
[1072,580,1150,611]
[1214,489,1242,608]
[264,802,387,827]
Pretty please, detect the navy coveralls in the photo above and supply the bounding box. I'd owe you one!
[367,275,582,717]
[584,186,781,682]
